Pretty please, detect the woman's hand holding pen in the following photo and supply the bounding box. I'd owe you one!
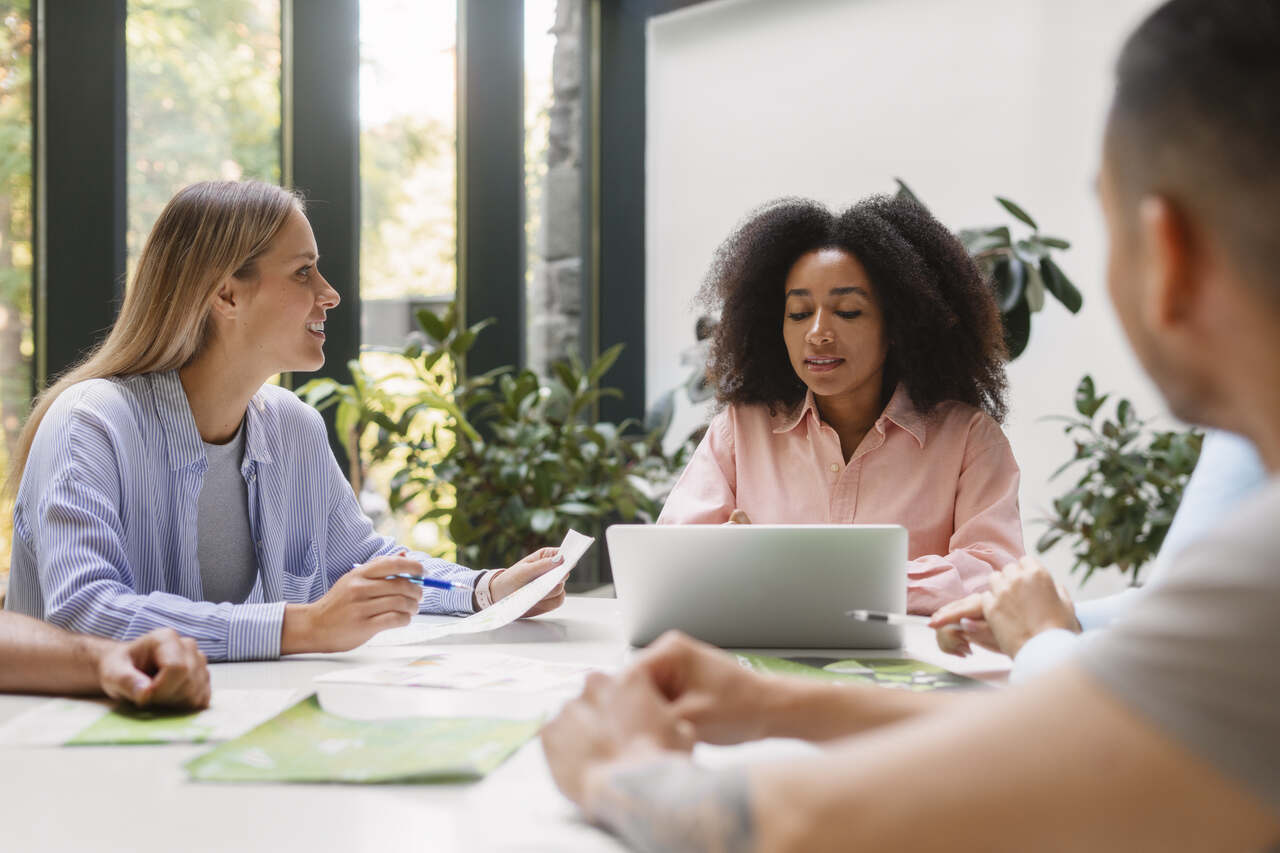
[281,555,423,654]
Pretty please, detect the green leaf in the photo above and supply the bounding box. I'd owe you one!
[645,390,676,437]
[1002,298,1031,360]
[416,308,448,343]
[586,343,625,387]
[992,256,1026,313]
[530,508,556,533]
[995,196,1038,230]
[1074,375,1099,418]
[1024,263,1046,312]
[893,177,924,208]
[1035,529,1065,553]
[1040,257,1084,314]
[1039,235,1070,249]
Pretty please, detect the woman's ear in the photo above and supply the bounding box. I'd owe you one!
[209,276,240,321]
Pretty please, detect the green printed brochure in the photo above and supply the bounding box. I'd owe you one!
[70,705,219,745]
[185,695,541,784]
[733,654,982,692]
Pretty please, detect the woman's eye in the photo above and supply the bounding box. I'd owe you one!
[296,265,312,278]
[786,312,812,321]
[837,310,862,319]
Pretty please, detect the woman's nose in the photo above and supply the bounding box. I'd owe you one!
[805,311,833,343]
[317,273,341,309]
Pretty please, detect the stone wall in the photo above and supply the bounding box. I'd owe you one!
[527,0,584,376]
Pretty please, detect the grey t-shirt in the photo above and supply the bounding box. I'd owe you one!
[197,421,258,604]
[1076,476,1280,816]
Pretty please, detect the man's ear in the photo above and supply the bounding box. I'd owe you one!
[209,276,240,321]
[1137,195,1198,331]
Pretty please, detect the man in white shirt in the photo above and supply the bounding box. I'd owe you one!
[540,1,1280,849]
[931,429,1266,681]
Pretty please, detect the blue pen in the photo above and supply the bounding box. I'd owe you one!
[377,569,474,592]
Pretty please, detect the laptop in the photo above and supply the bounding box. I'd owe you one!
[606,524,908,649]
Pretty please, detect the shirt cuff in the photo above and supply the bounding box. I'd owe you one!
[417,567,486,615]
[227,600,288,661]
[1010,628,1081,684]
[1075,588,1142,631]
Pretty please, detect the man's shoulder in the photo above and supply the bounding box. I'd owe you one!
[1172,477,1280,576]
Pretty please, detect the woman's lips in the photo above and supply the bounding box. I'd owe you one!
[804,357,844,373]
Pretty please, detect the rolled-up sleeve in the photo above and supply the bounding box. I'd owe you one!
[906,440,1024,614]
[657,413,738,524]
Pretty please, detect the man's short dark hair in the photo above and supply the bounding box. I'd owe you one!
[1109,0,1280,296]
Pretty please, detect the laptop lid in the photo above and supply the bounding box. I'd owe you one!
[607,524,908,649]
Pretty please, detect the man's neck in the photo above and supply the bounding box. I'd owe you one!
[1204,318,1280,476]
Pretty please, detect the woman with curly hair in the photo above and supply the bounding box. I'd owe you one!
[658,194,1023,614]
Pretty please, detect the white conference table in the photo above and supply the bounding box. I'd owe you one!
[0,597,1010,852]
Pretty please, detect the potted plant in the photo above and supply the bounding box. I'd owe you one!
[1036,376,1203,586]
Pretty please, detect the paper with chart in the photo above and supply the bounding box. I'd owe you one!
[315,652,604,693]
[0,689,299,747]
[185,694,540,783]
[365,528,594,647]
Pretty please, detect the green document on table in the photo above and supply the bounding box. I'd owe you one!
[186,695,541,784]
[70,706,218,745]
[734,654,982,691]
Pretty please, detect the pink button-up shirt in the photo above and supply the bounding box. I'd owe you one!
[658,385,1024,613]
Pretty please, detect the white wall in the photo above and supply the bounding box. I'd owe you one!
[646,0,1167,600]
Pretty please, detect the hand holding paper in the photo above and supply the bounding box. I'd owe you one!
[491,546,570,617]
[366,529,594,647]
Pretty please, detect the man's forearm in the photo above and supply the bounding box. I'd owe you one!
[749,666,1279,852]
[578,669,1278,853]
[0,612,107,695]
[761,678,952,741]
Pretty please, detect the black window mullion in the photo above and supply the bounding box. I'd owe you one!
[34,0,128,389]
[457,0,524,378]
[287,0,361,464]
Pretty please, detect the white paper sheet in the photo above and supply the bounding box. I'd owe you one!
[315,652,604,693]
[365,529,595,647]
[0,689,299,747]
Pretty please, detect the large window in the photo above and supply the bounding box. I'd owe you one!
[359,0,457,307]
[356,0,460,553]
[126,0,282,272]
[0,1,31,574]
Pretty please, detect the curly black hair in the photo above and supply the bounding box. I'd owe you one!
[699,194,1009,422]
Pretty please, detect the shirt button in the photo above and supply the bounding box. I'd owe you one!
[829,463,840,473]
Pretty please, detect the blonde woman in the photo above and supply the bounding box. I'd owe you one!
[6,181,565,661]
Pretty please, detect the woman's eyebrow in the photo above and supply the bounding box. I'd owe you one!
[785,286,868,298]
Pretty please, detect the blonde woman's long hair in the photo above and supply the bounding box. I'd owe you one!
[8,180,303,493]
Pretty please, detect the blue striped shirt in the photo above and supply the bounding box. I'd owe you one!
[6,370,482,661]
